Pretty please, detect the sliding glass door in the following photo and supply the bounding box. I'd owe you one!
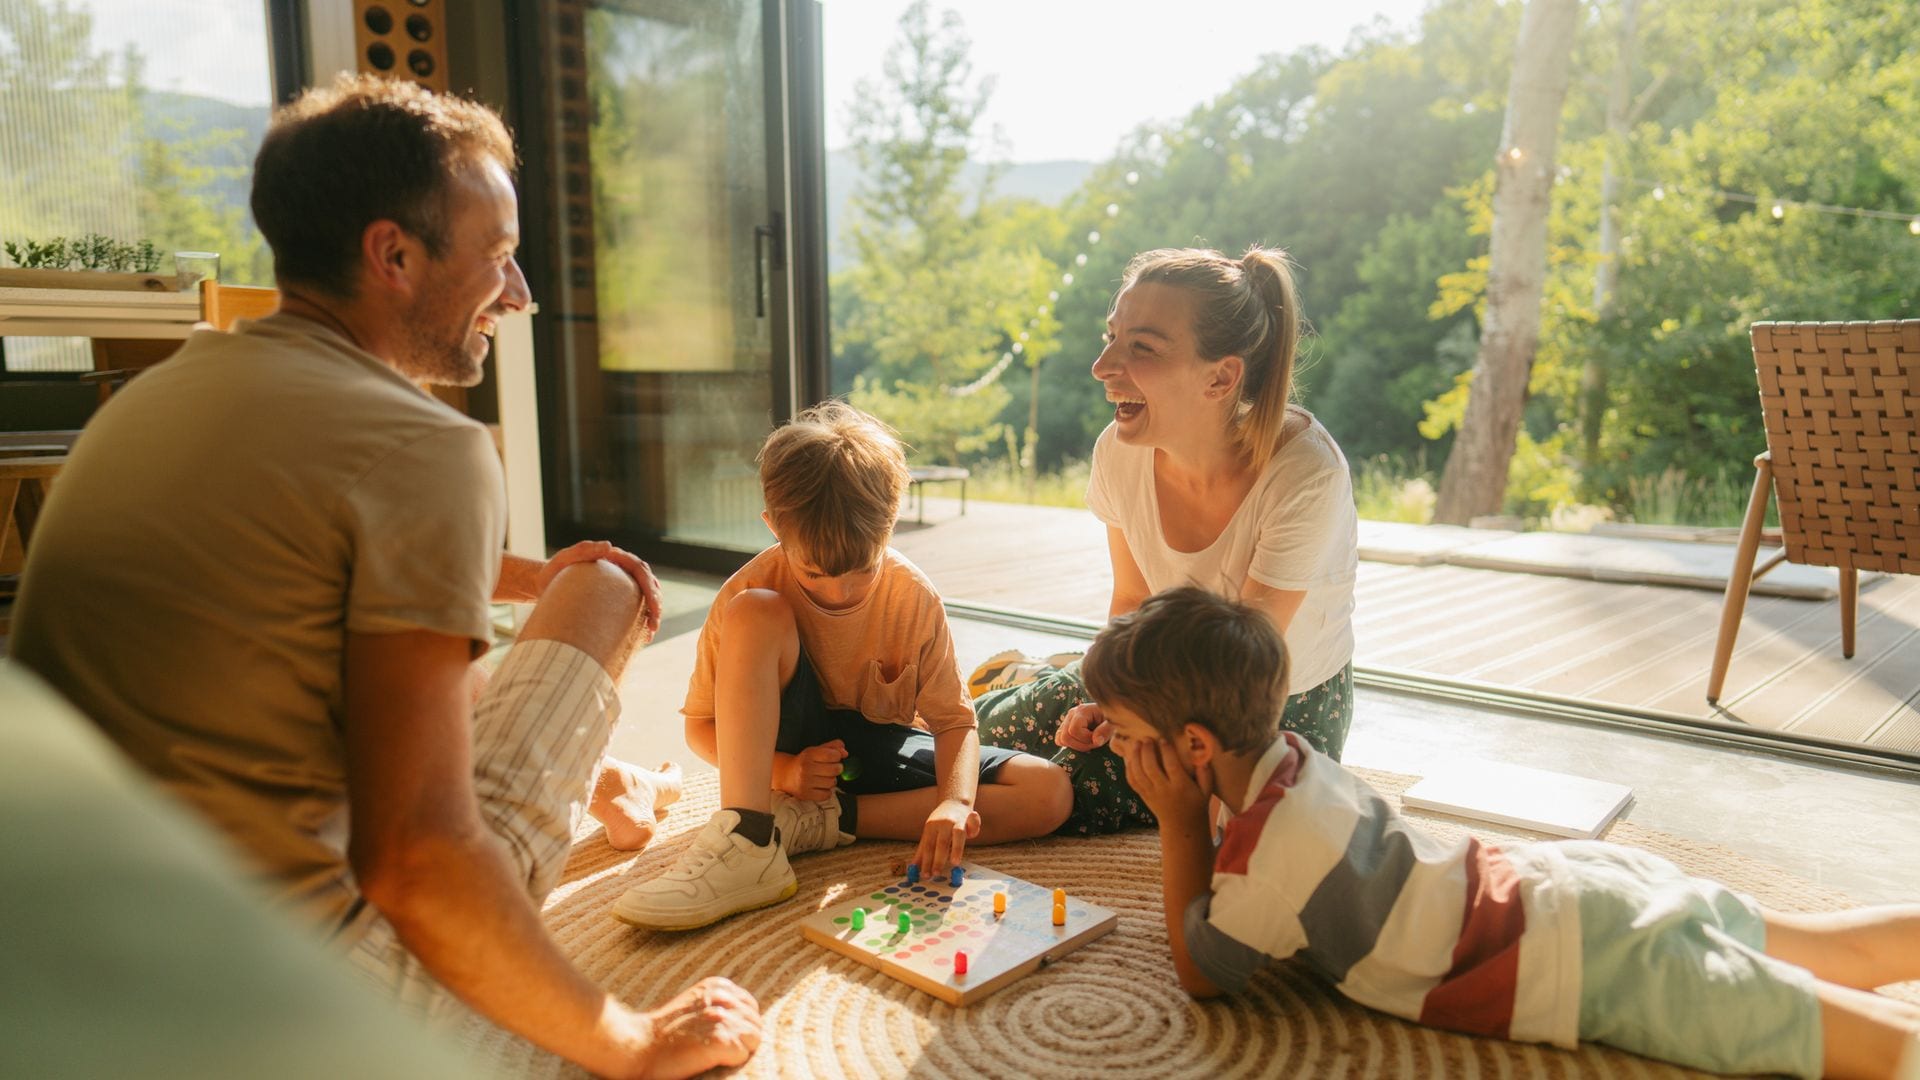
[513,0,827,570]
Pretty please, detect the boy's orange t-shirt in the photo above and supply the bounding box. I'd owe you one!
[682,545,976,736]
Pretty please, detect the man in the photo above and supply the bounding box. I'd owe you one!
[11,75,760,1079]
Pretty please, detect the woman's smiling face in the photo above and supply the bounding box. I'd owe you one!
[1090,282,1222,447]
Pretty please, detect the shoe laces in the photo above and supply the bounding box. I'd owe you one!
[662,826,731,881]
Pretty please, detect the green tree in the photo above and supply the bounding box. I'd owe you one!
[834,1,1062,465]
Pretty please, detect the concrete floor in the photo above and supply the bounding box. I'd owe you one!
[606,571,1920,906]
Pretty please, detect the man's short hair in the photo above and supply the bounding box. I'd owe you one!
[1081,587,1291,754]
[250,74,517,297]
[758,401,909,576]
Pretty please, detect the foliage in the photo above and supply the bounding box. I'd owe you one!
[1351,454,1437,524]
[825,0,1920,526]
[4,233,162,272]
[0,0,271,298]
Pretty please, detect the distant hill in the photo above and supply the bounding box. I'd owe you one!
[826,150,1094,271]
[141,92,270,214]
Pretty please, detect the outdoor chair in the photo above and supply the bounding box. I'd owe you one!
[1707,320,1920,704]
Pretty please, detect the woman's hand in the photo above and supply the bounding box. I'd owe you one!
[1118,737,1212,824]
[916,797,980,877]
[1054,702,1113,752]
[774,740,846,801]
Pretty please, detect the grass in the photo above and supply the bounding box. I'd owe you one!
[1623,466,1768,528]
[961,458,1093,509]
[1352,454,1437,524]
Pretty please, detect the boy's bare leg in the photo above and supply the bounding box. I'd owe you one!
[851,756,1072,845]
[1764,905,1920,989]
[711,589,800,813]
[1811,978,1920,1080]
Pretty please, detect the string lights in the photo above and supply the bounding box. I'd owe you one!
[1635,176,1919,231]
[951,169,1141,398]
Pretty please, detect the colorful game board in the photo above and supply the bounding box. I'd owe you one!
[800,861,1118,1006]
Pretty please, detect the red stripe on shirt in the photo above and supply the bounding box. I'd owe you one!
[1216,739,1307,875]
[1416,841,1526,1038]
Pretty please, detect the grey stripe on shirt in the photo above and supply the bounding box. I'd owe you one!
[1295,781,1420,983]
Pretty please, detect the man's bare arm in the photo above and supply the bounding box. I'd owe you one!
[344,629,658,1077]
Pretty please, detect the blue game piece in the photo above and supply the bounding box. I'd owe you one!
[949,866,964,888]
[906,863,921,884]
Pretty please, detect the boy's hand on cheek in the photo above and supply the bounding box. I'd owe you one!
[1120,738,1211,824]
[775,740,846,801]
[916,798,980,877]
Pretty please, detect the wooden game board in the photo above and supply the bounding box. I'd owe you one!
[801,861,1118,1006]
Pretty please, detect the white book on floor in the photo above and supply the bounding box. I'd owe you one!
[1401,760,1633,839]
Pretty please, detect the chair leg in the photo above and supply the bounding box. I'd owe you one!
[1708,457,1773,705]
[1839,565,1857,659]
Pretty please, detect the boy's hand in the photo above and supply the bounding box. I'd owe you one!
[1054,702,1112,752]
[915,797,980,877]
[1119,737,1212,824]
[775,740,846,801]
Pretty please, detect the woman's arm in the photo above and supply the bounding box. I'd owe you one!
[1106,527,1151,619]
[1239,578,1307,636]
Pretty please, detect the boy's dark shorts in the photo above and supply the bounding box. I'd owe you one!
[775,650,1025,795]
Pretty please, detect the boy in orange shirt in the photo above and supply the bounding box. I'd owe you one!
[615,403,1073,929]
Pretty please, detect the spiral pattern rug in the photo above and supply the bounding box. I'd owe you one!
[462,769,1910,1079]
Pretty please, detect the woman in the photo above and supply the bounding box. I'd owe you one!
[976,245,1358,834]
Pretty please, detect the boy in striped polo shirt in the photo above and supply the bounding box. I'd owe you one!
[1083,587,1920,1078]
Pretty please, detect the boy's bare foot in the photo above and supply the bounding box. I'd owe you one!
[591,758,684,851]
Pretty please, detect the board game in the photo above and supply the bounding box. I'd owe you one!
[800,861,1118,1006]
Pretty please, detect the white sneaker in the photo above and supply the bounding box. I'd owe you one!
[772,791,856,855]
[612,810,796,930]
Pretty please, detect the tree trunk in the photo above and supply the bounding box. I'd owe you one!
[1433,0,1582,525]
[1580,0,1641,466]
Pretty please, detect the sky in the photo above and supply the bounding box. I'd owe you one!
[69,0,1434,163]
[821,0,1434,161]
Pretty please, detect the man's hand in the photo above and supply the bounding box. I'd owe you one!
[1054,702,1112,752]
[915,797,980,877]
[625,977,763,1080]
[1119,737,1212,825]
[535,541,663,644]
[774,740,846,801]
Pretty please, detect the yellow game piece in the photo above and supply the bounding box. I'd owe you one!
[993,891,1007,916]
[1052,887,1066,907]
[1052,902,1067,927]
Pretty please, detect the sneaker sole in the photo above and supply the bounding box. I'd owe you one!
[610,878,799,932]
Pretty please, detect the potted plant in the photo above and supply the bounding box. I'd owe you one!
[0,234,181,292]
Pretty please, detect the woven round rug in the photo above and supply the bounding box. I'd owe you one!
[462,768,1908,1078]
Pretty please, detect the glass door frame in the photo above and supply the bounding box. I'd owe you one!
[505,0,829,577]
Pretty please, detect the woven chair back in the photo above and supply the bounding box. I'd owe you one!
[1749,320,1920,574]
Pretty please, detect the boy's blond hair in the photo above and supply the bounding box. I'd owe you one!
[1081,587,1291,754]
[758,401,910,576]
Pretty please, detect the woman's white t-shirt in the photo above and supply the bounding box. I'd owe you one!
[1085,414,1358,693]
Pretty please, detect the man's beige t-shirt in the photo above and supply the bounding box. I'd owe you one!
[12,314,505,933]
[683,546,975,736]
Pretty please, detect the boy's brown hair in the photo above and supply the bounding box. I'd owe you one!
[758,401,910,576]
[1081,587,1291,754]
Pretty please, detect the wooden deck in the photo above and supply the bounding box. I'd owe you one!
[892,497,1920,754]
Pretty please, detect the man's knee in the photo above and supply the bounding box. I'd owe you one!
[518,560,643,672]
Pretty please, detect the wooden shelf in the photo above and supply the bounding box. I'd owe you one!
[0,286,201,340]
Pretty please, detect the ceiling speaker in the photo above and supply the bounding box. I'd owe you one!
[351,0,447,91]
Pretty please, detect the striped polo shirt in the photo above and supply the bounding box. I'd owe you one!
[1184,733,1583,1049]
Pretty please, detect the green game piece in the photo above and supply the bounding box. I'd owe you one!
[839,756,863,782]
[897,912,912,935]
[851,908,866,931]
